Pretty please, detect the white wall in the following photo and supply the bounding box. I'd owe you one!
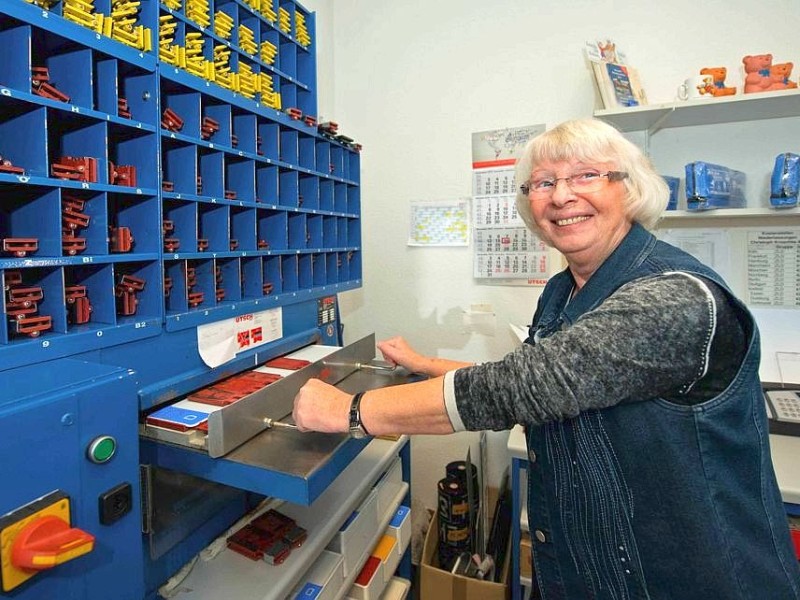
[303,0,800,510]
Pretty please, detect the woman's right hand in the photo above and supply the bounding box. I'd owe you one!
[377,336,426,374]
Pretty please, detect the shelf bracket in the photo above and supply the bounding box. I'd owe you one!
[646,106,677,140]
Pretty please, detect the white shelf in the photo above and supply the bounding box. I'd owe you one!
[658,206,800,221]
[595,88,800,133]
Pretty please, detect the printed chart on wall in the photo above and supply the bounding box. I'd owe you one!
[659,227,800,309]
[472,124,550,285]
[745,229,800,308]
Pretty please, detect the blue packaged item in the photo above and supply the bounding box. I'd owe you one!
[662,176,680,210]
[685,161,746,211]
[770,152,800,208]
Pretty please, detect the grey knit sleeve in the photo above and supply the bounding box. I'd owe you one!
[451,272,719,431]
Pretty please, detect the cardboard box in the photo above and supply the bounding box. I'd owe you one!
[420,513,509,600]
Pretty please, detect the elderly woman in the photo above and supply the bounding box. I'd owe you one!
[293,118,800,598]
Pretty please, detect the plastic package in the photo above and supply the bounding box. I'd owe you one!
[770,153,800,208]
[685,162,746,211]
[662,176,680,210]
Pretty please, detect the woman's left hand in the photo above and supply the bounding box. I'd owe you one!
[292,378,352,433]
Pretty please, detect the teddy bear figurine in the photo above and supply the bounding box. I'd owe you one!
[770,62,798,90]
[700,67,737,96]
[742,54,774,93]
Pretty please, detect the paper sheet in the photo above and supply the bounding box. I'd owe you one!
[407,199,470,246]
[197,307,283,368]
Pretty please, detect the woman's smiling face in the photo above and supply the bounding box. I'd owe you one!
[528,159,633,280]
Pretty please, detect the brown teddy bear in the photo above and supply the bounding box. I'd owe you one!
[700,67,737,96]
[769,62,798,90]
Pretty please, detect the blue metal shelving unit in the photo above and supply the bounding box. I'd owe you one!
[0,2,386,599]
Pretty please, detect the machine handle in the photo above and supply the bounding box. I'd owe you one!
[11,515,95,570]
[263,417,298,431]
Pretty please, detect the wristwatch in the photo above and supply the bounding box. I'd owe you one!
[348,392,370,439]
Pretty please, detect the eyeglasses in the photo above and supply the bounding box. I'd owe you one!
[520,171,628,197]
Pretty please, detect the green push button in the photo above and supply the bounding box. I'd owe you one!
[87,436,117,464]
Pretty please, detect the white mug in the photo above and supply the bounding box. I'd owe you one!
[677,75,715,101]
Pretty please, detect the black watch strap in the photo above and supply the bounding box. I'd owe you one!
[348,392,370,438]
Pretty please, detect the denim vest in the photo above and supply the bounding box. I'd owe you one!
[526,223,800,599]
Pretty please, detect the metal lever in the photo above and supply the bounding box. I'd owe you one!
[355,361,397,372]
[323,360,397,372]
[263,417,298,431]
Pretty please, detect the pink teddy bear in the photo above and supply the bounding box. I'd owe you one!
[742,54,773,93]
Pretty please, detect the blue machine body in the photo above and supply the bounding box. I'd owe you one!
[0,2,368,598]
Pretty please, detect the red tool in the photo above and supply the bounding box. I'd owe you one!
[31,67,50,84]
[8,286,44,307]
[62,206,90,230]
[3,238,38,258]
[200,116,220,140]
[11,314,52,337]
[62,235,86,255]
[68,295,92,325]
[224,190,237,200]
[229,239,239,251]
[190,387,241,407]
[0,160,24,175]
[4,270,22,289]
[117,98,131,119]
[188,291,204,308]
[263,356,310,370]
[64,285,87,303]
[109,162,137,187]
[6,302,38,321]
[116,291,138,316]
[117,274,145,292]
[163,238,180,252]
[62,195,86,211]
[161,108,184,131]
[285,107,302,120]
[109,226,134,253]
[197,239,208,251]
[32,81,70,103]
[52,157,98,183]
[318,121,339,135]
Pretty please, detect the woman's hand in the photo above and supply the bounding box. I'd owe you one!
[377,336,426,373]
[292,378,351,433]
[378,336,471,377]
